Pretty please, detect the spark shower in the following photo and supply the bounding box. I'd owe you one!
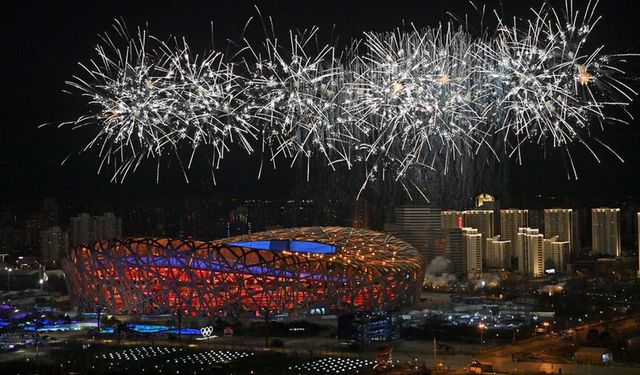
[60,1,637,199]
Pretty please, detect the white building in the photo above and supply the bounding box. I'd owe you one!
[544,239,569,272]
[462,228,483,276]
[486,235,511,269]
[463,210,494,258]
[544,209,575,258]
[500,209,528,244]
[516,228,544,277]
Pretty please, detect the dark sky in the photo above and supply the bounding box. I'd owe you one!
[2,0,640,208]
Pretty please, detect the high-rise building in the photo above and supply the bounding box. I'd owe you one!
[446,228,464,274]
[441,211,463,230]
[40,226,69,263]
[516,228,544,277]
[591,208,621,257]
[544,209,575,258]
[42,198,59,224]
[70,213,93,247]
[24,215,47,253]
[463,210,494,258]
[425,228,450,264]
[95,212,122,242]
[528,209,544,233]
[393,207,441,261]
[500,209,528,244]
[486,235,511,269]
[462,228,483,276]
[70,212,122,247]
[543,238,569,272]
[392,206,442,262]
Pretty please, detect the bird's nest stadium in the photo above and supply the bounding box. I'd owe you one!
[62,227,425,316]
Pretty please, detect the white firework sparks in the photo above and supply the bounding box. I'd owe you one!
[244,27,351,179]
[61,1,636,196]
[347,25,492,186]
[64,21,256,182]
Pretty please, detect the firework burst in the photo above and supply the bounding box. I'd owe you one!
[61,1,636,197]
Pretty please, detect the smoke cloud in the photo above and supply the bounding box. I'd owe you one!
[424,256,457,287]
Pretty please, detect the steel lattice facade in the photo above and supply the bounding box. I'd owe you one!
[62,227,425,316]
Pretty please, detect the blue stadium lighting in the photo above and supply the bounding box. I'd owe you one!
[228,240,338,254]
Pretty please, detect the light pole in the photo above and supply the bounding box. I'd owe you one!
[479,323,486,352]
[5,267,12,293]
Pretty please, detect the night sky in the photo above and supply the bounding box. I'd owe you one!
[2,0,640,208]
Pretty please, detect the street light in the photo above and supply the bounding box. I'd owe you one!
[479,323,487,351]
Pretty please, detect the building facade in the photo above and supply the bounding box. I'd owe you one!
[591,208,621,257]
[441,211,463,230]
[70,212,122,247]
[462,228,483,276]
[486,235,511,269]
[544,209,575,258]
[500,209,529,245]
[40,226,69,263]
[543,238,569,272]
[463,210,494,259]
[63,227,425,316]
[393,206,441,261]
[516,228,544,277]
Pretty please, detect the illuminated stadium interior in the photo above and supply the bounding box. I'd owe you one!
[62,227,425,317]
[227,240,337,254]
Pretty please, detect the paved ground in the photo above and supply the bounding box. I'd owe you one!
[2,316,640,374]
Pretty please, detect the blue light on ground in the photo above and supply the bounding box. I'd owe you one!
[127,324,170,333]
[22,322,98,332]
[165,328,201,335]
[127,324,201,335]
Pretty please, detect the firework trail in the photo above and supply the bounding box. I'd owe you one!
[60,1,636,197]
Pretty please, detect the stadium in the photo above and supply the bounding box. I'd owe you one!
[62,227,425,316]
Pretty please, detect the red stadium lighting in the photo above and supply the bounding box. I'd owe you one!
[63,227,425,317]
